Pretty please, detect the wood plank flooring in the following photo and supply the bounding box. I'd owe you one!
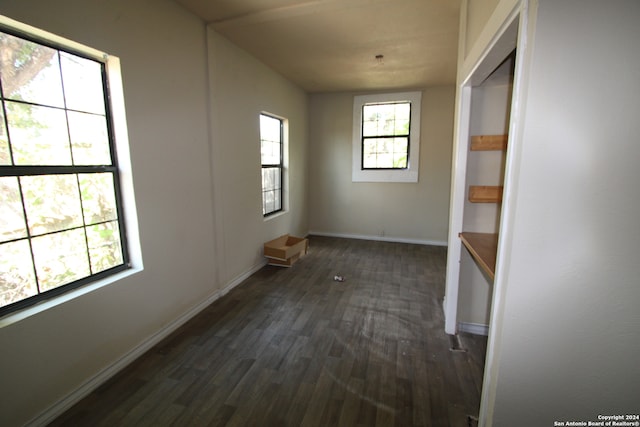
[50,236,486,427]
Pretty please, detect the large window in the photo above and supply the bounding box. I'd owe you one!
[0,28,129,314]
[260,113,283,216]
[352,91,422,182]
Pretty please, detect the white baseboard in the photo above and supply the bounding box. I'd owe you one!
[26,260,267,427]
[458,322,489,336]
[308,230,447,247]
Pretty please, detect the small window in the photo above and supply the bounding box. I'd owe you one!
[362,102,411,169]
[352,91,422,182]
[0,27,130,314]
[260,113,283,216]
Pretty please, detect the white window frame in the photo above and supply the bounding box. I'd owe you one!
[260,113,283,216]
[260,112,289,219]
[352,91,422,183]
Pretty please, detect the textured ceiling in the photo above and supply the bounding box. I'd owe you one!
[174,0,461,93]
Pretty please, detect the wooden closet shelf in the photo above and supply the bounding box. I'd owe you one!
[469,185,503,203]
[459,232,498,280]
[470,134,508,151]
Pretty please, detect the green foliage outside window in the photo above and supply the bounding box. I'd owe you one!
[361,102,410,169]
[0,30,126,312]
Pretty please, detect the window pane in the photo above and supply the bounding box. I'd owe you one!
[274,188,281,212]
[393,138,408,168]
[263,189,275,215]
[0,176,28,242]
[363,154,376,168]
[363,106,380,137]
[6,102,71,165]
[362,119,377,137]
[260,114,282,165]
[376,141,394,168]
[21,174,83,236]
[393,138,409,168]
[362,102,410,138]
[363,138,378,168]
[60,52,106,115]
[262,168,281,214]
[262,168,271,191]
[394,103,410,120]
[262,168,278,191]
[0,108,10,165]
[87,221,123,274]
[394,119,410,135]
[274,167,281,189]
[378,103,395,118]
[393,138,408,153]
[0,33,64,108]
[362,104,378,120]
[79,173,118,225]
[261,140,281,165]
[32,228,90,291]
[273,141,282,164]
[0,240,38,308]
[68,111,111,165]
[262,167,281,192]
[382,117,395,135]
[363,138,403,169]
[260,142,268,164]
[393,155,407,168]
[260,115,280,143]
[363,139,377,157]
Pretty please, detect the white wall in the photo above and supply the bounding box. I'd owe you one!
[308,87,455,245]
[0,1,308,426]
[477,0,640,424]
[207,30,308,285]
[464,0,501,58]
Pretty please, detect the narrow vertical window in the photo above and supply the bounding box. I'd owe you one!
[0,28,129,314]
[260,113,283,216]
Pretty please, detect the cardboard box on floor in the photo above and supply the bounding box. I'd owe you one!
[264,234,308,267]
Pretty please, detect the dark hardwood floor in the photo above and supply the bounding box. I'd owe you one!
[50,236,486,426]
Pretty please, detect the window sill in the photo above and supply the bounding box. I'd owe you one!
[263,209,288,221]
[352,169,419,183]
[0,266,143,328]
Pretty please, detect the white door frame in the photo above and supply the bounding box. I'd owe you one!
[443,6,521,335]
[443,1,537,425]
